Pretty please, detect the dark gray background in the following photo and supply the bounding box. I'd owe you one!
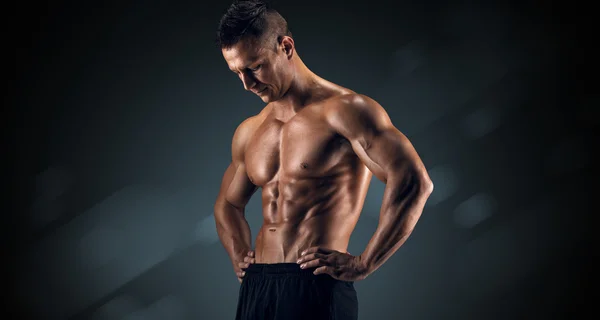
[10,0,594,319]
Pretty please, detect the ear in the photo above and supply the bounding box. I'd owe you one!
[279,36,295,59]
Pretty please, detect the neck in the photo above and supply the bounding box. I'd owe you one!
[272,55,322,115]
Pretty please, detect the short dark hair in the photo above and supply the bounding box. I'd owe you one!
[216,0,292,50]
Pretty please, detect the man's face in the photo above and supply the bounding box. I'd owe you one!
[222,36,290,103]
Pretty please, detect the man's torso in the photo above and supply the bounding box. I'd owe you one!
[243,88,372,263]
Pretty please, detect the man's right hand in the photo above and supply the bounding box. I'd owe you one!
[236,250,255,283]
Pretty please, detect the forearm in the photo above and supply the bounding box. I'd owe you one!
[359,173,433,275]
[214,201,252,270]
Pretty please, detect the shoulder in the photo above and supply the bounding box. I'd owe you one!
[231,105,271,163]
[323,93,392,132]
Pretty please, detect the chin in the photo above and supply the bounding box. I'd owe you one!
[259,92,274,103]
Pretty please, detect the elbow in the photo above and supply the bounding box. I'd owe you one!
[213,196,224,212]
[214,197,244,218]
[213,202,224,222]
[395,168,433,198]
[386,170,433,213]
[213,198,229,219]
[213,201,231,231]
[418,175,434,197]
[387,160,433,196]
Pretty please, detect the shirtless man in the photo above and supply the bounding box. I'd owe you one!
[213,1,433,319]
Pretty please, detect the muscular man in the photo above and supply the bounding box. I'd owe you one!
[213,1,433,319]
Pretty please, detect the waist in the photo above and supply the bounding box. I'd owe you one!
[244,263,318,276]
[254,217,355,263]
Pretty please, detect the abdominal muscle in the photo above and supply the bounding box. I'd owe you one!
[253,178,363,264]
[254,217,353,264]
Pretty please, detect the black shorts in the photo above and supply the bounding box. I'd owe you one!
[235,263,359,320]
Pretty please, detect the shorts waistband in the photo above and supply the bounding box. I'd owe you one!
[244,263,316,275]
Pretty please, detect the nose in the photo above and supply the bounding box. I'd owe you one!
[240,72,257,91]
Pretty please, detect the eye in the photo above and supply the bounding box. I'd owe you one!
[249,64,262,72]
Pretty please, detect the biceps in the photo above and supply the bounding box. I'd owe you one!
[216,162,257,209]
[352,127,425,183]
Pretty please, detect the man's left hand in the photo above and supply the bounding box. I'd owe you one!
[297,247,369,281]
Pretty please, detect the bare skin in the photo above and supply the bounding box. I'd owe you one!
[214,35,434,284]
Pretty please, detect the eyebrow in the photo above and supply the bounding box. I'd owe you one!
[230,59,262,72]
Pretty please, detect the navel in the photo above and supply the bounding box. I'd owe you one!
[300,162,309,169]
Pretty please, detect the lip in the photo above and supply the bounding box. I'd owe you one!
[254,88,266,94]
